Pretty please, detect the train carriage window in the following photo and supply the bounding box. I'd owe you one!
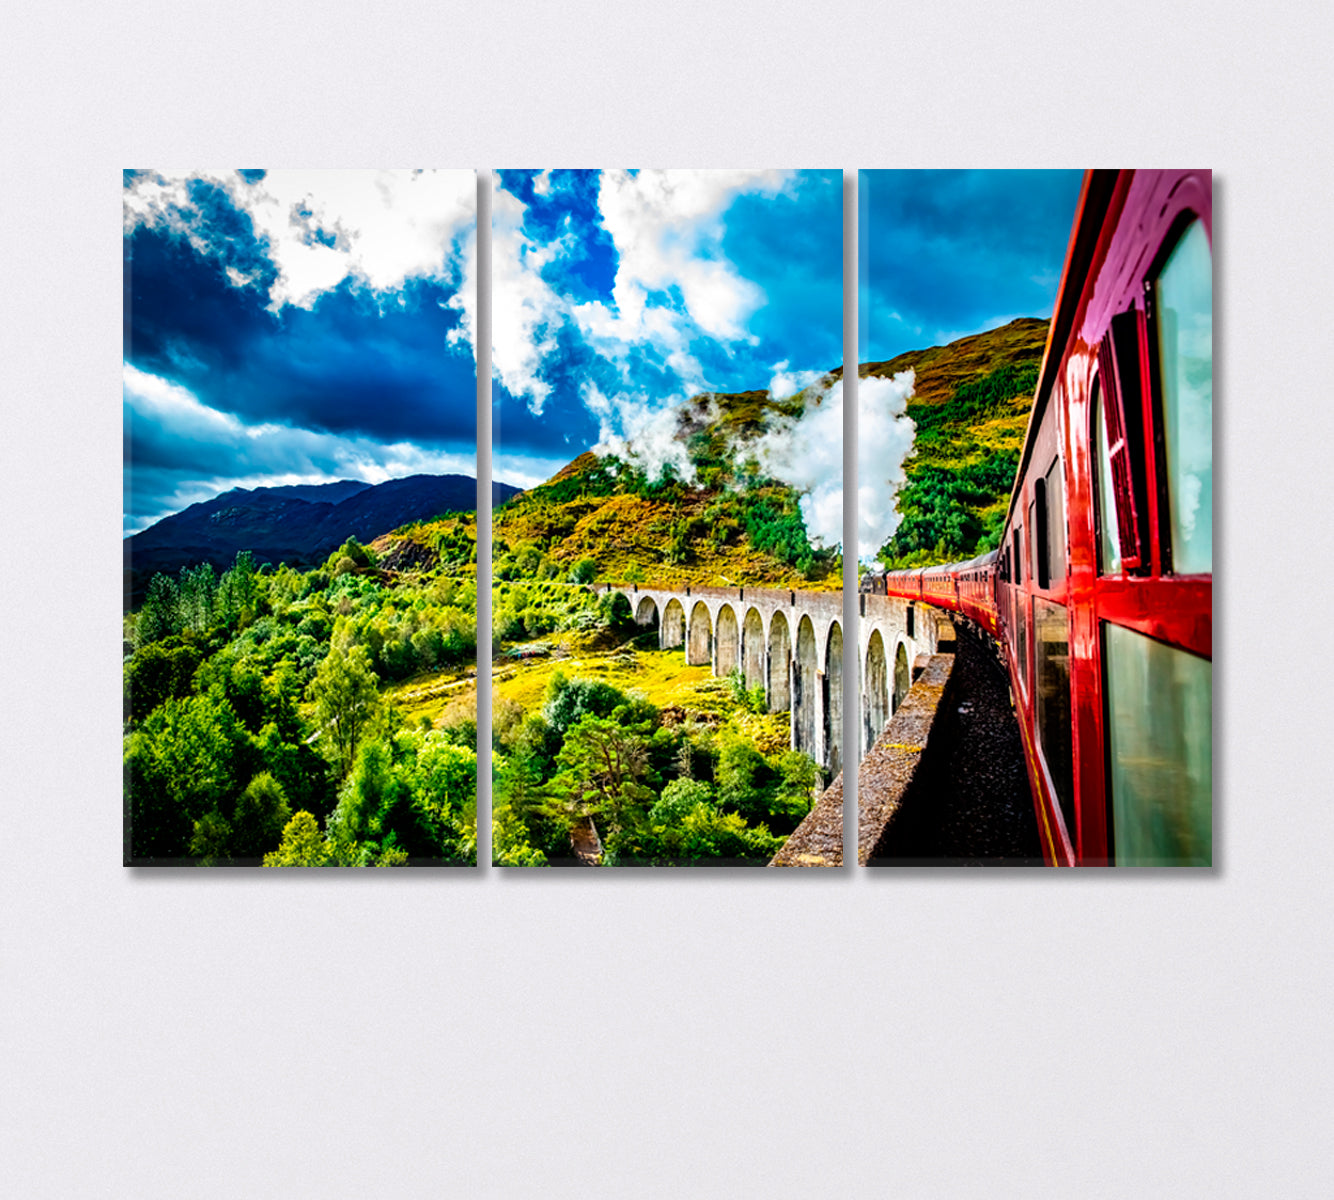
[1103,623,1212,865]
[1028,500,1040,584]
[1098,311,1149,571]
[1045,459,1066,585]
[1034,480,1050,589]
[1093,383,1122,574]
[1035,598,1074,840]
[1017,592,1029,693]
[1153,219,1213,575]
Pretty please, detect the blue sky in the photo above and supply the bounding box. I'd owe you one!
[858,170,1084,362]
[491,169,843,487]
[123,169,477,534]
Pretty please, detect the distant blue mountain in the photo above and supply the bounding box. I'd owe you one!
[125,474,521,587]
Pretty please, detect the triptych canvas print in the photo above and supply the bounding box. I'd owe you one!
[124,169,1213,870]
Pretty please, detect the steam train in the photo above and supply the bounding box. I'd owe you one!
[879,170,1212,867]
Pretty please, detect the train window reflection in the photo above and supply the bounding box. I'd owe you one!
[1035,598,1074,840]
[1034,479,1050,589]
[1028,501,1039,583]
[1155,219,1212,575]
[1093,387,1122,573]
[1045,458,1066,585]
[1103,622,1212,865]
[1016,591,1029,694]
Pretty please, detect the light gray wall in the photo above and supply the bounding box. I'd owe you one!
[4,5,1332,1198]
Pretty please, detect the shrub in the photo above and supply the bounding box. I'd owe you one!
[542,674,632,735]
[649,778,715,826]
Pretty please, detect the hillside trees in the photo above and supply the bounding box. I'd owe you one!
[125,691,251,858]
[307,644,380,778]
[126,546,480,864]
[132,551,263,648]
[491,659,820,866]
[878,360,1038,567]
[551,715,656,856]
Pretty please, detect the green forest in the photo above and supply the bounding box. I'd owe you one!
[124,539,480,866]
[123,542,822,866]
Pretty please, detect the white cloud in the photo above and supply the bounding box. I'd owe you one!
[124,169,475,315]
[494,170,796,421]
[572,168,789,360]
[489,181,567,414]
[767,360,826,399]
[123,364,477,533]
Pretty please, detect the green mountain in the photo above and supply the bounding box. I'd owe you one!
[864,317,1049,568]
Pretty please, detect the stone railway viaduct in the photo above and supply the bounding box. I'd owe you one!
[593,582,955,776]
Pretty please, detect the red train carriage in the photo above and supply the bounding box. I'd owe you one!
[880,170,1212,866]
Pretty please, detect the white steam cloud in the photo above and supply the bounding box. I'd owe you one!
[751,381,846,550]
[856,372,917,559]
[586,383,700,484]
[767,360,825,399]
[747,369,916,558]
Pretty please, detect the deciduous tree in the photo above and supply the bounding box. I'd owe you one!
[307,644,380,778]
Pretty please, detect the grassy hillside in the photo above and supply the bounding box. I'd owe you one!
[864,317,1049,568]
[491,384,843,590]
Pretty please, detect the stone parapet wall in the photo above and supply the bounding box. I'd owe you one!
[769,772,844,868]
[744,586,796,607]
[856,654,956,864]
[793,590,843,618]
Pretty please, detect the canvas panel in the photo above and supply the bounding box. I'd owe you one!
[489,169,845,868]
[123,169,480,867]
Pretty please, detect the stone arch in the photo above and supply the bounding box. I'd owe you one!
[662,598,685,649]
[767,611,792,713]
[741,607,765,691]
[793,615,820,760]
[825,621,843,777]
[864,630,889,753]
[687,600,713,666]
[715,604,740,677]
[893,641,911,712]
[634,595,659,628]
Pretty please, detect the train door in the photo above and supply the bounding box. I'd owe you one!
[1093,208,1212,866]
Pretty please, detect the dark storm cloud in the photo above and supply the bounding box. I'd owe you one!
[859,169,1084,361]
[123,169,478,532]
[126,224,475,445]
